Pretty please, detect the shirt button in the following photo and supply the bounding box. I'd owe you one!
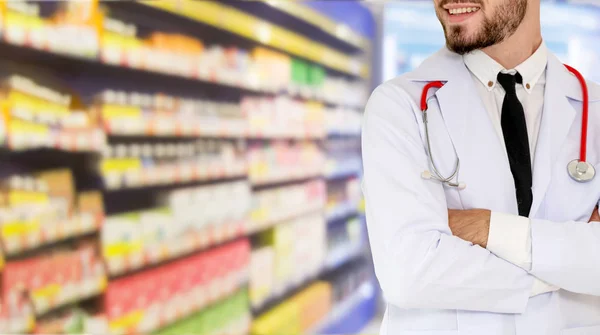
[487,81,493,87]
[526,83,531,89]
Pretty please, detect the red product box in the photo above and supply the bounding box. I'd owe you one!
[105,274,139,320]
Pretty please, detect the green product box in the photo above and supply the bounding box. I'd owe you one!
[308,65,325,88]
[291,59,308,87]
[154,289,250,335]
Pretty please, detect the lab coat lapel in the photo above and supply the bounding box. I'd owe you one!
[529,55,577,217]
[436,69,517,212]
[409,49,517,213]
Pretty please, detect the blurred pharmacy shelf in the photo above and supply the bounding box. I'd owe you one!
[309,280,378,335]
[0,41,364,110]
[1,211,102,256]
[251,0,371,51]
[139,0,369,79]
[0,0,373,334]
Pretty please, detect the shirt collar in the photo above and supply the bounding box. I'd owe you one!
[463,41,548,94]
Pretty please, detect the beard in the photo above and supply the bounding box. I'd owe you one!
[438,0,527,55]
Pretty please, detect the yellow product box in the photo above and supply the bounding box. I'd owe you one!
[252,301,299,335]
[102,212,143,259]
[100,158,142,175]
[2,218,40,239]
[8,90,71,123]
[7,118,50,150]
[4,3,46,47]
[101,16,145,68]
[100,104,142,121]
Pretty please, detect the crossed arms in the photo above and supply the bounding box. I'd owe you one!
[362,85,600,314]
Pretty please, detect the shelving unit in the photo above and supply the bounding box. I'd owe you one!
[0,1,374,334]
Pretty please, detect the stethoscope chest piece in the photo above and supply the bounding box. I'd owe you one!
[568,159,596,182]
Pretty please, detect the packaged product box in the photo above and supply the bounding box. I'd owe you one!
[35,169,75,216]
[4,2,45,47]
[77,191,104,216]
[4,75,72,125]
[291,59,308,89]
[101,17,144,68]
[308,65,326,91]
[249,247,274,306]
[295,282,331,331]
[101,211,142,270]
[49,0,102,58]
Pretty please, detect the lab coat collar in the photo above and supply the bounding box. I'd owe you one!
[405,46,600,102]
[463,42,547,94]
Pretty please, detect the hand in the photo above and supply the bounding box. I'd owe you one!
[589,206,600,222]
[448,209,491,248]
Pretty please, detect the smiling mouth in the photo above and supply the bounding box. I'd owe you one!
[447,7,480,15]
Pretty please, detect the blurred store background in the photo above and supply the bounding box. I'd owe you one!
[0,1,597,334]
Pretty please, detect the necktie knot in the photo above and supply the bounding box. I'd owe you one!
[497,72,523,94]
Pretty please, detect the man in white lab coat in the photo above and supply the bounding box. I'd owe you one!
[362,0,600,334]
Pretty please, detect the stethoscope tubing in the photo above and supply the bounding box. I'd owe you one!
[419,64,591,186]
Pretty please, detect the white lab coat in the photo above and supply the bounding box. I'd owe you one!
[362,47,600,335]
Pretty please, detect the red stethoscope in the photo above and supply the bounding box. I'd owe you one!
[419,64,595,190]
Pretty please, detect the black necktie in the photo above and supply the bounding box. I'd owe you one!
[497,72,533,217]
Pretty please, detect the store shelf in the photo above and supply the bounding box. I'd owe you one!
[33,275,107,316]
[324,242,364,271]
[327,129,362,137]
[246,127,325,140]
[6,125,106,153]
[104,117,248,139]
[252,267,321,315]
[107,269,248,335]
[105,219,247,277]
[102,161,247,191]
[250,169,323,188]
[140,0,369,79]
[2,213,103,257]
[0,41,359,113]
[252,244,361,316]
[309,280,377,335]
[326,201,359,223]
[249,200,325,234]
[255,0,370,51]
[325,164,362,181]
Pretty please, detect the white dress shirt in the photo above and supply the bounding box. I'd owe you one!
[463,43,558,296]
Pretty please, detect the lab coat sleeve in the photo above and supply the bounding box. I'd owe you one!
[529,217,600,296]
[362,83,536,313]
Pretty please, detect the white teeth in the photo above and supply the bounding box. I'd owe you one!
[449,7,479,15]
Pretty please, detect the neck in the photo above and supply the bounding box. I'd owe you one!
[482,6,542,69]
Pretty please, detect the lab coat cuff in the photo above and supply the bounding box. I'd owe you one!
[487,212,532,270]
